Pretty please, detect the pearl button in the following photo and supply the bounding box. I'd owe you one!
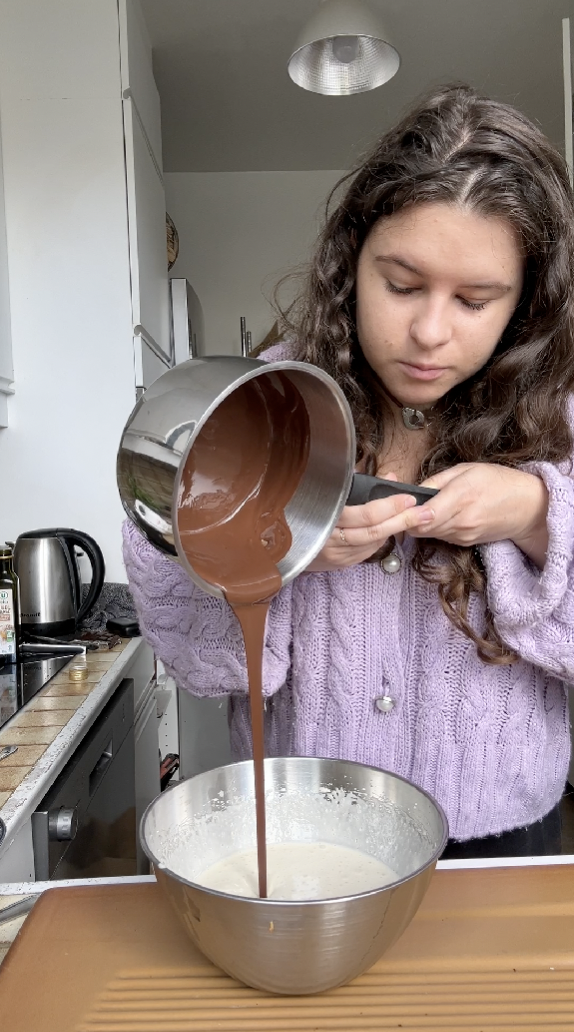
[380,552,401,574]
[375,695,395,713]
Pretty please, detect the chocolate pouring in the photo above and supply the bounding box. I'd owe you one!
[119,358,449,993]
[117,356,356,898]
[176,375,311,897]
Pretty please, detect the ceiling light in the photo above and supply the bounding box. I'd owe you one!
[288,0,400,96]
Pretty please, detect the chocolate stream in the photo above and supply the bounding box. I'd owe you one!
[176,373,310,897]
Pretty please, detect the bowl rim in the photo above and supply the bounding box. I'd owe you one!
[140,755,449,906]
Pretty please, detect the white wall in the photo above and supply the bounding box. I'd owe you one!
[164,171,345,355]
[0,1,136,581]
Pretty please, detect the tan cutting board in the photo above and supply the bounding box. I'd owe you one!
[1,866,574,1031]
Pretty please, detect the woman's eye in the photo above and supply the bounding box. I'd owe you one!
[385,281,488,311]
[386,282,417,296]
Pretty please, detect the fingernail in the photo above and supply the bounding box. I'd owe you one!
[405,496,418,508]
[417,507,435,522]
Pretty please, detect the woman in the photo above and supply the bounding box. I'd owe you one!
[124,85,574,857]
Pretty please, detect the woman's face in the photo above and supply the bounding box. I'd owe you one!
[355,202,524,409]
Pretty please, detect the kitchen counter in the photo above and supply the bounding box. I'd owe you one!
[1,855,573,966]
[0,874,155,965]
[0,638,153,873]
[1,856,574,1031]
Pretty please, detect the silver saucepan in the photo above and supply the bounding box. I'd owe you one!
[117,356,436,597]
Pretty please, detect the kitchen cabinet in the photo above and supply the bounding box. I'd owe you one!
[0,0,176,576]
[178,690,232,780]
[133,657,160,873]
[0,115,13,428]
[0,639,156,882]
[119,0,172,389]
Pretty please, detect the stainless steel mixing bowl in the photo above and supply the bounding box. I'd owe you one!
[141,757,448,995]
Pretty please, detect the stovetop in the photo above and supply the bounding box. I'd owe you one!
[0,655,73,732]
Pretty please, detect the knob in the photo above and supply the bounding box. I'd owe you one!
[48,806,78,842]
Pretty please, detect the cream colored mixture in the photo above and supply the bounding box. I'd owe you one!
[196,841,398,900]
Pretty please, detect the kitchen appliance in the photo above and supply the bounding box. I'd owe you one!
[141,756,448,995]
[117,356,436,598]
[0,652,74,733]
[31,677,136,880]
[13,528,105,637]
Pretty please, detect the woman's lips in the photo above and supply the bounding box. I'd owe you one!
[398,361,448,381]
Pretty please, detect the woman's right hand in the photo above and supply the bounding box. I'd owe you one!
[305,474,427,573]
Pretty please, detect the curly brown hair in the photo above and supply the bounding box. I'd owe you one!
[277,84,574,664]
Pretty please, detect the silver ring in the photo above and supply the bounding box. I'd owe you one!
[339,528,347,545]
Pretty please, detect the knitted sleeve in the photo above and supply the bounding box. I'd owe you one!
[122,520,293,697]
[481,460,574,681]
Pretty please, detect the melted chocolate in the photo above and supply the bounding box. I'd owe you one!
[177,372,310,897]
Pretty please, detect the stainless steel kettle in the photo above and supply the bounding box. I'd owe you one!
[13,528,105,637]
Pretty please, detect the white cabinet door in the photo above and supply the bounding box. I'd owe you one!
[119,0,163,170]
[177,691,233,779]
[134,682,160,874]
[0,115,13,427]
[119,0,171,381]
[125,102,172,368]
[135,334,171,391]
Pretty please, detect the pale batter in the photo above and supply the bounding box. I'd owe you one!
[196,841,398,900]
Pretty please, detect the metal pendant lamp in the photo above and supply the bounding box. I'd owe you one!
[288,0,400,96]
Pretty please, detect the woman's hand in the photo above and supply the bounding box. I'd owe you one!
[406,463,549,567]
[305,472,424,572]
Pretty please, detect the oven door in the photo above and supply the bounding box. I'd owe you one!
[32,678,136,880]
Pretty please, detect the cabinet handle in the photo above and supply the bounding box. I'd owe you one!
[88,739,114,795]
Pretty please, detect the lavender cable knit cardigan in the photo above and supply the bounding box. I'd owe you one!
[123,357,574,842]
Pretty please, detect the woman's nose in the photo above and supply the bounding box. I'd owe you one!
[409,298,452,350]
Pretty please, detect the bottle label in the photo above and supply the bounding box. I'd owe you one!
[0,665,17,723]
[0,588,17,657]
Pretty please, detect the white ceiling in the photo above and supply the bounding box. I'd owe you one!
[140,0,571,172]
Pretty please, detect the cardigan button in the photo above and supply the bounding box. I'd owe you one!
[375,695,395,713]
[380,552,401,574]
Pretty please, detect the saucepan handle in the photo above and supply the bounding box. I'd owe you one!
[347,473,438,507]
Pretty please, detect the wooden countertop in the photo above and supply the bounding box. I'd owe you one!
[2,857,574,970]
[0,874,156,966]
[2,863,574,1030]
[0,638,145,857]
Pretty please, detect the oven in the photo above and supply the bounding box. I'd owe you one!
[31,678,137,879]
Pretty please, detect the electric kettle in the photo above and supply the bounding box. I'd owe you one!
[13,528,105,637]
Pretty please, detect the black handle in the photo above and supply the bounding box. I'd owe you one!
[347,473,438,507]
[55,528,106,624]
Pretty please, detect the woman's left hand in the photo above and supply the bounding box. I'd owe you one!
[405,462,550,566]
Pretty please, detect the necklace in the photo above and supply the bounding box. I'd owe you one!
[381,386,429,431]
[401,407,427,431]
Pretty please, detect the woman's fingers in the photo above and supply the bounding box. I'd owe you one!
[336,494,424,548]
[307,475,443,573]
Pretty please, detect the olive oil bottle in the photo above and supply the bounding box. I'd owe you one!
[0,544,19,666]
